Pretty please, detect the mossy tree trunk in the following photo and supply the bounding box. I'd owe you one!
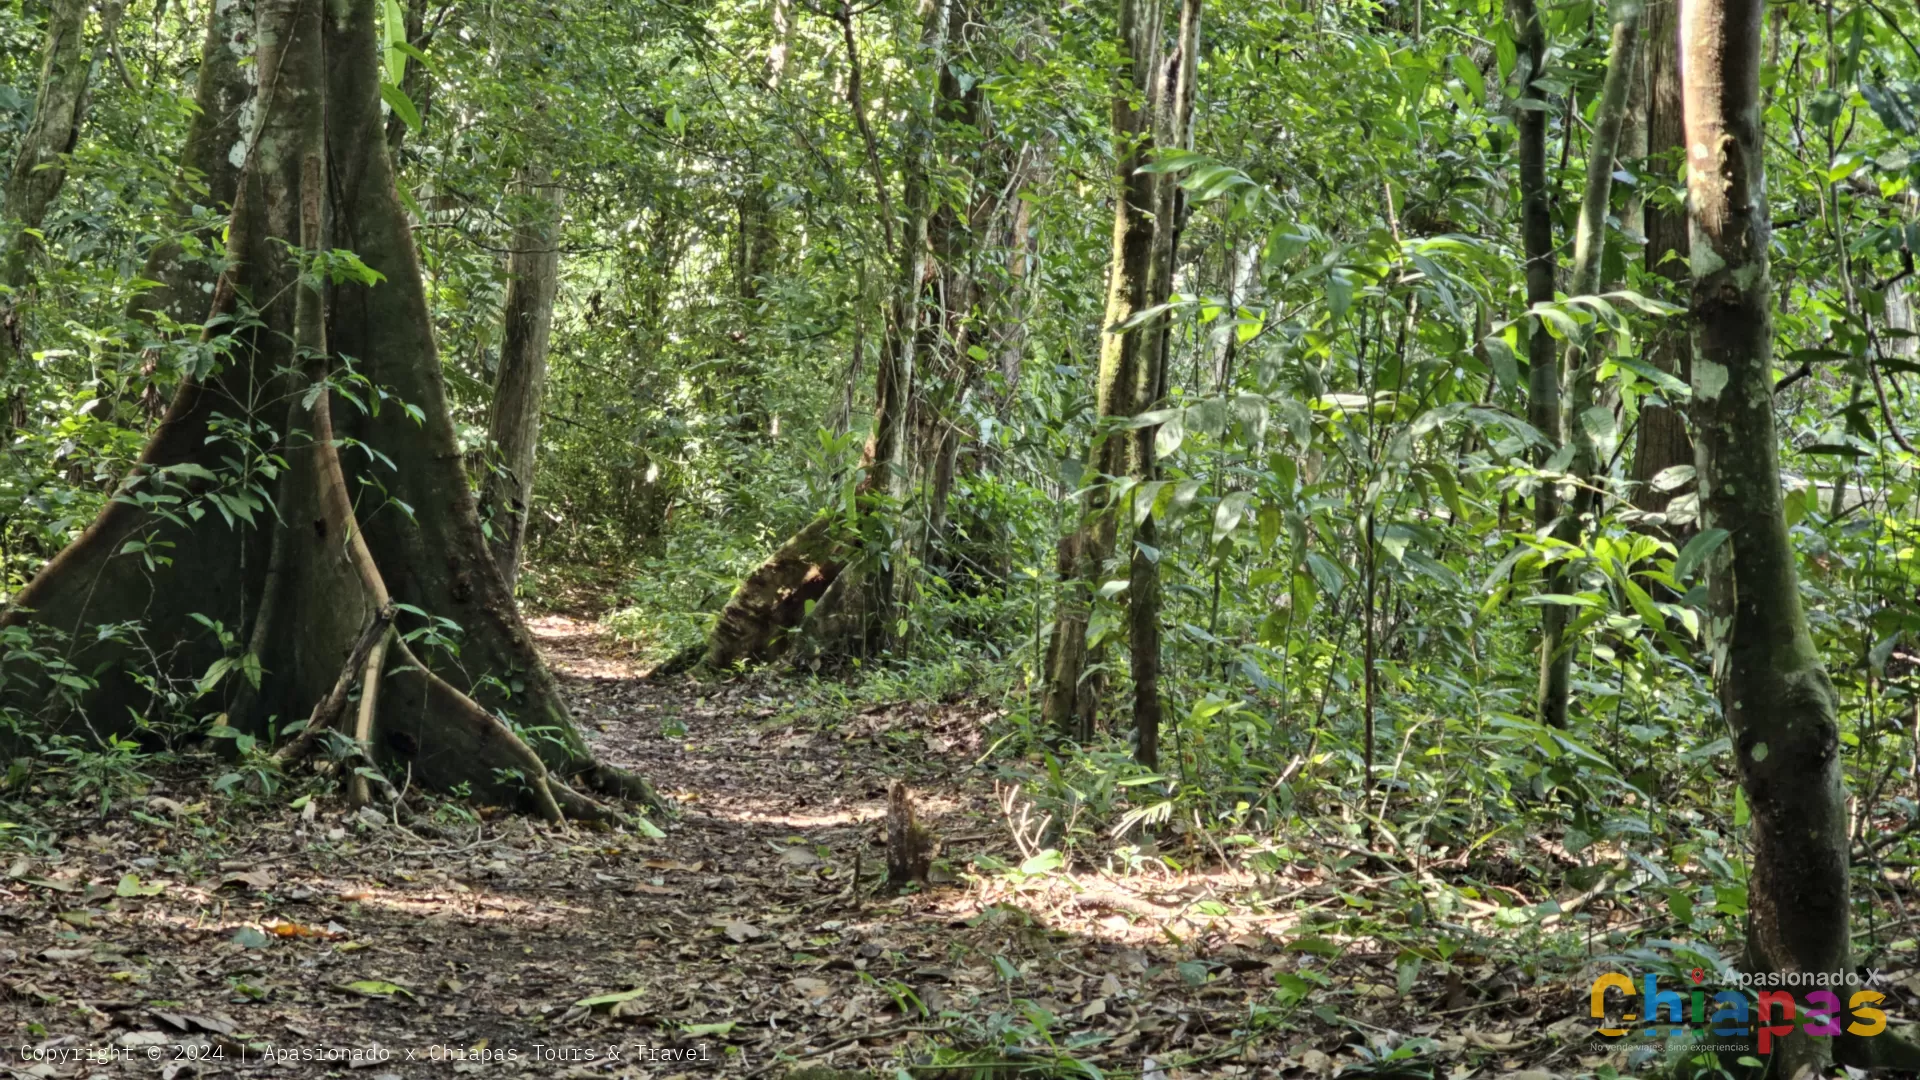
[481,167,565,591]
[1508,0,1568,725]
[1041,0,1194,751]
[1038,0,1166,739]
[1127,0,1199,768]
[1,0,652,822]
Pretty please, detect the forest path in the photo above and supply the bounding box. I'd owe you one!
[3,616,1319,1079]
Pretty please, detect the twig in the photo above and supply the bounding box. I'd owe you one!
[742,1022,949,1078]
[1540,868,1623,927]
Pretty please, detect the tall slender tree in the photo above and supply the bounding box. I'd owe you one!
[1128,0,1200,768]
[1039,0,1196,749]
[0,0,121,384]
[1536,0,1641,727]
[693,0,953,670]
[1629,0,1693,522]
[1508,0,1565,726]
[131,0,254,328]
[481,168,566,590]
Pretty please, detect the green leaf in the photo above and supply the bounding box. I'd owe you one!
[1521,593,1601,607]
[380,82,421,133]
[682,1021,736,1036]
[342,979,414,999]
[1287,934,1343,957]
[1621,578,1664,628]
[1018,849,1063,875]
[1326,268,1353,319]
[116,873,164,897]
[1212,491,1253,544]
[1667,889,1696,924]
[382,0,408,83]
[1650,464,1694,491]
[1673,527,1729,583]
[1152,409,1187,459]
[1451,54,1485,104]
[1483,334,1519,392]
[575,987,645,1009]
[1732,786,1750,827]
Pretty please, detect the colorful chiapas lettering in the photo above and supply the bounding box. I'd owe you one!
[1589,973,1886,1054]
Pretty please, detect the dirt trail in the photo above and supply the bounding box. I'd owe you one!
[1,617,1273,1078]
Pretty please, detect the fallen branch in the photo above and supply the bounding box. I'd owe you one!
[1540,868,1623,927]
[347,627,394,808]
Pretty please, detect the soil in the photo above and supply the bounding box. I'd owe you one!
[0,617,1812,1079]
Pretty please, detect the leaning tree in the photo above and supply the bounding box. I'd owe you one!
[0,0,653,823]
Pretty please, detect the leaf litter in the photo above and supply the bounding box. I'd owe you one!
[1,615,1869,1078]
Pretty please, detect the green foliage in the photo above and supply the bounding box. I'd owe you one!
[3,4,1920,1072]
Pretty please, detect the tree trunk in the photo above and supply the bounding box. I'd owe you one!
[1536,0,1641,728]
[1682,0,1842,1072]
[481,167,565,590]
[1039,0,1166,740]
[130,0,253,328]
[1509,0,1568,726]
[1128,0,1200,768]
[3,0,111,284]
[0,0,652,822]
[0,0,118,383]
[692,0,951,671]
[1630,0,1694,520]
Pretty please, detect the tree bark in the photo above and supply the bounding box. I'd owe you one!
[3,0,111,284]
[481,167,565,590]
[1509,0,1568,726]
[1682,0,1843,1072]
[130,0,253,327]
[1536,0,1641,728]
[1039,0,1166,740]
[1128,0,1200,769]
[0,0,652,821]
[1629,0,1694,519]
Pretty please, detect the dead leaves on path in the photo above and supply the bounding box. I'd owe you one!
[0,623,1689,1078]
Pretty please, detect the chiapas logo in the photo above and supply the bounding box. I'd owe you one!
[1590,968,1886,1053]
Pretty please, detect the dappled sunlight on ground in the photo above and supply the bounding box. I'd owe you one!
[0,618,1756,1079]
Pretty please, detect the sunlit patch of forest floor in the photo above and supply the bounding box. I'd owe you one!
[10,616,1908,1078]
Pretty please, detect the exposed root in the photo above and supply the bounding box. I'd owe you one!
[547,775,623,824]
[701,513,844,669]
[272,606,394,764]
[648,644,705,680]
[1838,1025,1920,1072]
[575,761,668,814]
[346,626,393,808]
